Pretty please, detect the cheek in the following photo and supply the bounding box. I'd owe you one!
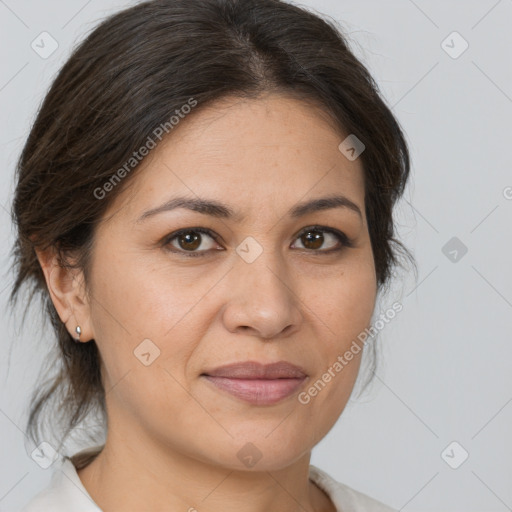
[310,255,377,347]
[87,251,208,393]
[298,254,376,423]
[89,247,214,340]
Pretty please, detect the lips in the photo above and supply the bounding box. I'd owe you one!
[201,361,308,405]
[202,361,307,379]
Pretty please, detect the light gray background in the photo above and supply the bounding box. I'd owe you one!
[1,1,511,510]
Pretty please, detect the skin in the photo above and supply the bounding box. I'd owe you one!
[37,93,377,512]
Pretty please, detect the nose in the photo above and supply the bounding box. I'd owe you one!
[221,252,303,340]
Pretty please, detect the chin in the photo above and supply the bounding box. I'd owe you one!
[194,429,315,472]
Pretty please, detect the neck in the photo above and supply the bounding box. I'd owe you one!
[76,429,334,512]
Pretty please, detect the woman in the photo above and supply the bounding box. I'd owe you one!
[12,0,413,510]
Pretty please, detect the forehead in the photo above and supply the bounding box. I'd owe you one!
[106,93,366,222]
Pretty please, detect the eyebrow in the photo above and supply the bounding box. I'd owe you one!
[136,194,362,223]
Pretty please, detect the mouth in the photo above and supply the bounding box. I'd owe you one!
[201,361,308,406]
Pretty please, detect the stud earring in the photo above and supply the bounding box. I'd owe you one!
[74,325,82,343]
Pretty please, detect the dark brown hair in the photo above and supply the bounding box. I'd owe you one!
[10,0,415,454]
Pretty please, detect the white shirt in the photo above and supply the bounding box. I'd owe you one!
[20,449,396,512]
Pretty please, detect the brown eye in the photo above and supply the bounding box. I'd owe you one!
[176,231,202,251]
[163,225,353,258]
[292,226,353,253]
[300,230,324,250]
[164,228,220,256]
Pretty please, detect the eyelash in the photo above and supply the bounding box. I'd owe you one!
[161,225,355,258]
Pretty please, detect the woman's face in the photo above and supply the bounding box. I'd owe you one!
[83,93,377,470]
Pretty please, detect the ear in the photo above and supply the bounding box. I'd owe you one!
[35,247,94,342]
